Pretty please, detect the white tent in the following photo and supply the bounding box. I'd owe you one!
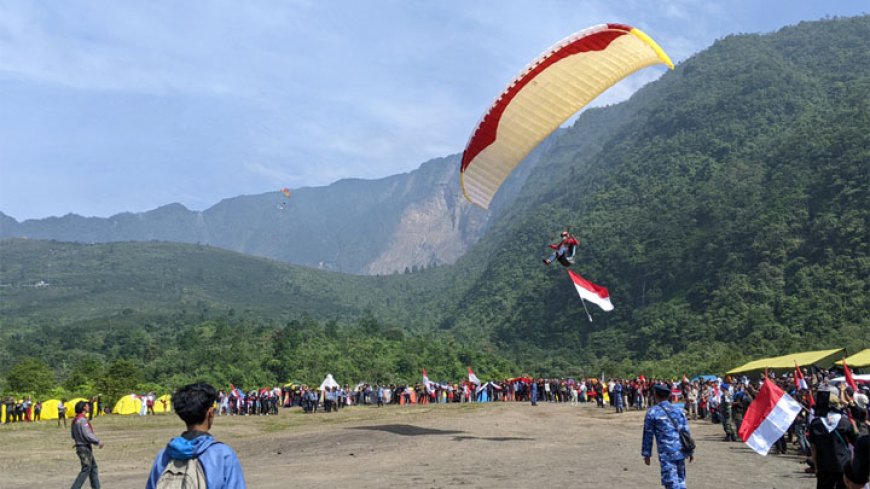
[319,374,339,391]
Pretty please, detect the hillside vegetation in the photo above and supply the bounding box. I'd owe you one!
[442,16,870,373]
[1,16,868,399]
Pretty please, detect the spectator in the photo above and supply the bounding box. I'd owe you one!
[70,401,103,489]
[146,382,246,488]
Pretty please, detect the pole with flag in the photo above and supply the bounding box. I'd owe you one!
[567,270,613,322]
[422,369,435,394]
[794,361,814,407]
[843,357,859,392]
[467,366,481,386]
[738,370,802,456]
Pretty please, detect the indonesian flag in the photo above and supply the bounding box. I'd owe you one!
[475,381,500,395]
[568,270,614,311]
[468,366,481,386]
[422,369,436,393]
[843,358,859,392]
[794,362,814,407]
[738,376,802,455]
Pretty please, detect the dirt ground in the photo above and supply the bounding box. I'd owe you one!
[0,402,815,488]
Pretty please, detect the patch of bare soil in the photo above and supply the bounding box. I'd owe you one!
[0,402,814,488]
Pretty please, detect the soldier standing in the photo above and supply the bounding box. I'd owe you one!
[720,384,737,441]
[642,384,694,489]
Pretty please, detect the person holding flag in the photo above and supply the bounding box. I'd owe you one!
[738,372,803,457]
[467,367,481,387]
[422,369,437,401]
[795,362,815,408]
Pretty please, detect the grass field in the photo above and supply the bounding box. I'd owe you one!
[0,402,814,488]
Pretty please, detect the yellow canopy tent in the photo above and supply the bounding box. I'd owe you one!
[66,397,89,418]
[727,348,844,375]
[112,394,142,415]
[835,349,870,369]
[39,399,62,420]
[155,394,172,414]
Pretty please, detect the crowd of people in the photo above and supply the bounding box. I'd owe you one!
[3,367,868,488]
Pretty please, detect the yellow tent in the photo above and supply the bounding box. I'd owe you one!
[112,394,142,415]
[155,394,172,414]
[835,349,870,369]
[727,348,844,375]
[39,399,63,420]
[66,397,89,418]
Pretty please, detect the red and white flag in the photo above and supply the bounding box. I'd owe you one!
[422,369,436,393]
[567,270,613,311]
[843,358,859,392]
[738,375,802,455]
[467,366,481,385]
[794,362,814,407]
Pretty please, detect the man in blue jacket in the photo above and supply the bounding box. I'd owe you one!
[146,382,246,488]
[642,383,694,489]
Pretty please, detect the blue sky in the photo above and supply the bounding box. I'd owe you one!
[1,1,867,220]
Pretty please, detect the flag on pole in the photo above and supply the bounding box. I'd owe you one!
[422,369,436,393]
[567,270,614,311]
[843,358,859,392]
[738,374,802,455]
[794,362,814,407]
[468,366,481,385]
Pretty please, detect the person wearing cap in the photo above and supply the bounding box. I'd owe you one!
[642,383,694,489]
[543,230,579,266]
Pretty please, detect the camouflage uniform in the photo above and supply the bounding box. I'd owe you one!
[642,400,692,489]
[720,386,736,441]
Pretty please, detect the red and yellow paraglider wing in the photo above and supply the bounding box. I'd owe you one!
[460,23,674,209]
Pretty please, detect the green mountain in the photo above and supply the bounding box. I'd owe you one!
[441,15,870,373]
[1,16,868,394]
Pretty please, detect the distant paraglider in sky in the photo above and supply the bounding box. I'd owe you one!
[277,187,292,210]
[460,23,674,209]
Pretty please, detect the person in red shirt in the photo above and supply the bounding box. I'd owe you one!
[543,230,579,266]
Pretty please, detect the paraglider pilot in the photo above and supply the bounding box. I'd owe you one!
[543,230,578,267]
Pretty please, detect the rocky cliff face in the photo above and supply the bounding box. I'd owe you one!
[0,151,542,275]
[364,174,486,275]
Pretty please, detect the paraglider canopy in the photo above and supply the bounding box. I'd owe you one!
[461,23,673,209]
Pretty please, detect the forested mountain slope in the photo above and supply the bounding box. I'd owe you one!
[439,16,870,374]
